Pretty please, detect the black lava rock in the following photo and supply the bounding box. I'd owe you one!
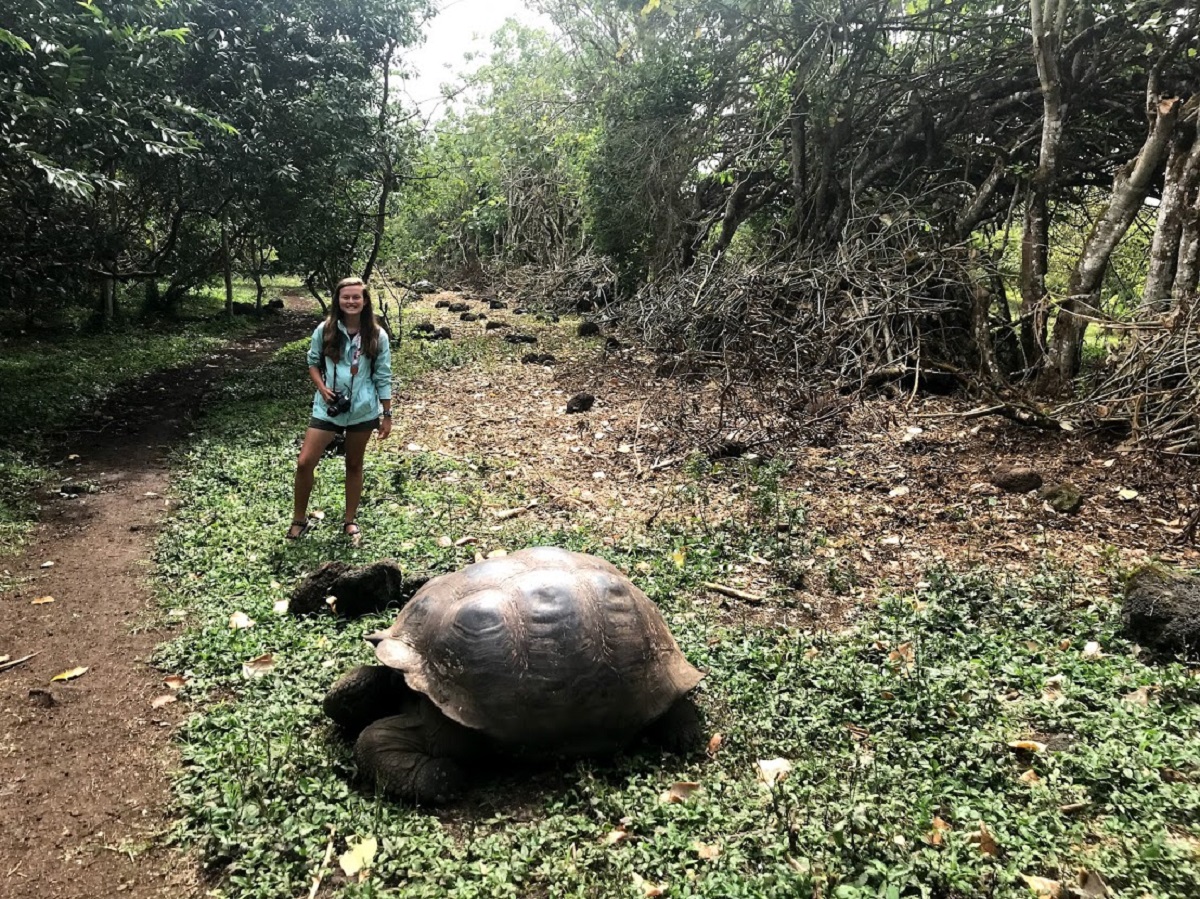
[1122,565,1200,656]
[566,393,595,414]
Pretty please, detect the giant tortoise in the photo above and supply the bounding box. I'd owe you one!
[323,546,703,803]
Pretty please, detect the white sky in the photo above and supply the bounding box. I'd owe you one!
[398,0,555,121]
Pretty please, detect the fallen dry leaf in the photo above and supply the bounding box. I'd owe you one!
[927,816,951,846]
[706,732,724,757]
[1075,870,1110,897]
[969,821,1000,857]
[660,781,701,804]
[1041,680,1065,704]
[756,758,793,786]
[486,549,508,559]
[150,694,177,709]
[50,666,88,682]
[803,647,821,661]
[1019,769,1041,784]
[229,611,255,629]
[1019,873,1064,898]
[311,510,325,520]
[1121,686,1154,706]
[889,485,910,497]
[40,560,54,569]
[163,675,188,690]
[273,599,289,615]
[1009,740,1048,753]
[437,535,453,547]
[632,874,666,897]
[888,642,915,673]
[1058,638,1072,651]
[693,840,720,860]
[1117,488,1138,501]
[339,836,377,879]
[603,828,628,846]
[242,652,276,678]
[31,595,55,604]
[1082,641,1103,659]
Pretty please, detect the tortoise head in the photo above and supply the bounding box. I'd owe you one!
[365,628,424,680]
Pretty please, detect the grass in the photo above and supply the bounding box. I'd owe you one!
[0,280,285,558]
[151,328,1200,898]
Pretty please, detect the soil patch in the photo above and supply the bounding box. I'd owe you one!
[395,293,1200,630]
[0,300,314,899]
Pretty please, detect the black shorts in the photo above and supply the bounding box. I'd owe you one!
[309,417,379,435]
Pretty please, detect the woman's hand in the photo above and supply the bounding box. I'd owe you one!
[378,416,392,440]
[318,385,335,403]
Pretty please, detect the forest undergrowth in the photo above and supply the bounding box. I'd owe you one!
[149,297,1200,899]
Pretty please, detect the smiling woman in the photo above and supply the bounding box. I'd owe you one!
[287,277,393,545]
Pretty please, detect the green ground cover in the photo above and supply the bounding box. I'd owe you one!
[152,332,1200,898]
[0,284,277,558]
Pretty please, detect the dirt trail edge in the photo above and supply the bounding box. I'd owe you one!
[0,306,314,899]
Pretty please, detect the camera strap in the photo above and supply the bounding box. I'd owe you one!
[319,324,379,417]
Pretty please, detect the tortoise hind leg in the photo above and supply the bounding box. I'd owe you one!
[355,696,484,804]
[323,664,412,736]
[643,696,704,754]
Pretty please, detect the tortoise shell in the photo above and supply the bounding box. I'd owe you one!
[367,547,702,752]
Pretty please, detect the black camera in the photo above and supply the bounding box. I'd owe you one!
[326,390,351,416]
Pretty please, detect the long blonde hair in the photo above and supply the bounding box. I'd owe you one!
[323,277,380,362]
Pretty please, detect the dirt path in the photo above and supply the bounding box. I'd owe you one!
[0,305,313,899]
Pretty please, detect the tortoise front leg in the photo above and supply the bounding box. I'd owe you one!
[323,664,412,736]
[355,695,484,804]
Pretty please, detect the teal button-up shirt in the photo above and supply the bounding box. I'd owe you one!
[306,321,392,427]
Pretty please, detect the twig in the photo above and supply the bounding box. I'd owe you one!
[632,401,647,478]
[307,825,337,899]
[492,501,538,520]
[1175,507,1200,545]
[0,651,41,673]
[702,582,765,604]
[644,456,685,475]
[914,404,1005,420]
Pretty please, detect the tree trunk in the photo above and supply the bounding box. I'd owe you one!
[101,274,115,324]
[1142,110,1200,309]
[1039,95,1184,394]
[362,39,396,285]
[222,225,234,317]
[1019,0,1070,374]
[1175,186,1200,302]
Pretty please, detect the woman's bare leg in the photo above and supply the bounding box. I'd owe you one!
[291,427,337,531]
[342,428,374,528]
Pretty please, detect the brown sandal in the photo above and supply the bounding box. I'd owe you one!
[343,521,361,547]
[286,519,310,540]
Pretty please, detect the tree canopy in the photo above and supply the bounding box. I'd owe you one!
[0,0,429,320]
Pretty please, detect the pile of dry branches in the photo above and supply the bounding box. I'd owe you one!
[495,254,616,310]
[1077,296,1200,454]
[630,216,977,392]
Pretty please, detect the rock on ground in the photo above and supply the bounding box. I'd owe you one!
[290,560,425,617]
[1122,565,1200,656]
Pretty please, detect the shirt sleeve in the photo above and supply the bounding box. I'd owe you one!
[306,323,324,368]
[373,330,392,400]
